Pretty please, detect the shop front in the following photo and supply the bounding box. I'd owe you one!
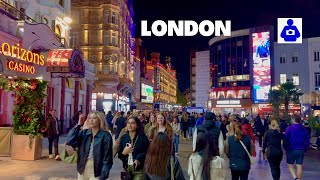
[255,104,301,117]
[209,99,252,116]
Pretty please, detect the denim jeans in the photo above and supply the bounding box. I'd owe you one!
[188,127,195,138]
[173,134,180,153]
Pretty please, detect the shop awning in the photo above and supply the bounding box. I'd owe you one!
[42,49,85,78]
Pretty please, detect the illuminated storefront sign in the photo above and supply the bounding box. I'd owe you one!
[217,100,240,105]
[0,42,45,75]
[251,30,271,103]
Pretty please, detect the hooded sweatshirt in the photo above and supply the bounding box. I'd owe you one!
[285,124,310,150]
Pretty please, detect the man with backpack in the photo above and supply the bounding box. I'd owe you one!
[193,112,224,156]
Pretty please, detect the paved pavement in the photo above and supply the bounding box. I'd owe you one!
[0,135,320,180]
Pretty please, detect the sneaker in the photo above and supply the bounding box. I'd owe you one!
[48,154,53,159]
[259,147,263,151]
[175,152,178,156]
[55,155,61,161]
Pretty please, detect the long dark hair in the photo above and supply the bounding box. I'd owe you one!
[193,131,219,180]
[144,132,173,177]
[127,116,144,134]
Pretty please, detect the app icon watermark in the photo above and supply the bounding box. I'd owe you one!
[277,18,302,44]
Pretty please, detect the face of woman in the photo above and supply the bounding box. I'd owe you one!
[150,115,155,123]
[157,114,165,125]
[173,117,178,123]
[88,113,100,129]
[127,118,137,132]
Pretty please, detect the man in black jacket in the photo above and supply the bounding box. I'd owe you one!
[115,111,127,139]
[254,115,269,150]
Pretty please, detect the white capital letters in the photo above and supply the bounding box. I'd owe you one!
[151,20,167,37]
[184,21,198,36]
[141,20,151,36]
[215,20,231,36]
[199,20,215,37]
[167,20,184,36]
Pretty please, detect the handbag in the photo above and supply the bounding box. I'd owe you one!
[60,145,78,164]
[121,136,139,180]
[239,140,255,165]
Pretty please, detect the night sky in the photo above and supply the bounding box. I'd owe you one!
[132,0,320,92]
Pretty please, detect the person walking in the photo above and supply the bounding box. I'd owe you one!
[118,117,150,179]
[262,120,284,180]
[115,111,127,140]
[284,115,310,180]
[254,115,269,150]
[188,131,226,180]
[45,109,61,160]
[144,132,185,180]
[105,111,113,134]
[242,118,256,157]
[144,113,157,140]
[171,116,181,155]
[225,122,255,180]
[181,113,189,139]
[66,111,113,180]
[188,113,196,138]
[149,113,173,141]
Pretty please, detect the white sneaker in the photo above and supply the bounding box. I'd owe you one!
[55,155,61,161]
[259,147,263,151]
[49,154,53,159]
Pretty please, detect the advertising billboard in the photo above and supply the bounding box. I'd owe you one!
[252,31,271,103]
[141,83,154,103]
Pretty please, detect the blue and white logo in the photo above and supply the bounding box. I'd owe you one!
[277,18,302,44]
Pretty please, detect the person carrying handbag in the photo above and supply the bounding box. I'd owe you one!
[118,117,150,180]
[188,130,226,180]
[225,122,255,180]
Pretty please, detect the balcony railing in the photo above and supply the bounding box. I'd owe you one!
[0,0,37,24]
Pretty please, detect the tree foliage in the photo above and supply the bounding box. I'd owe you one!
[176,89,188,107]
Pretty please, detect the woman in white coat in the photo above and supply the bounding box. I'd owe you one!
[188,131,226,180]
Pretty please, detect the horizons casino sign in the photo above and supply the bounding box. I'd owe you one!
[0,42,45,74]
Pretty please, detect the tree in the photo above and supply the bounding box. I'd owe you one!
[176,89,188,107]
[268,81,303,120]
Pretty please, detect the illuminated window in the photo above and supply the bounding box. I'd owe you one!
[293,74,299,85]
[315,73,320,87]
[66,78,73,88]
[104,31,110,46]
[292,52,298,63]
[280,53,286,64]
[92,93,97,99]
[55,25,61,36]
[280,74,287,84]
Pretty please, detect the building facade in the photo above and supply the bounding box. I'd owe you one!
[145,53,177,111]
[195,50,210,108]
[208,29,252,116]
[71,0,135,113]
[190,50,196,106]
[0,0,96,133]
[273,37,320,116]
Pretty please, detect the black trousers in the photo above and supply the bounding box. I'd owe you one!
[182,126,188,138]
[268,158,281,180]
[231,170,250,180]
[48,134,59,156]
[258,133,264,147]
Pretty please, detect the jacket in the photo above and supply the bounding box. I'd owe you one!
[188,153,226,180]
[118,133,150,171]
[66,125,113,180]
[263,129,283,159]
[254,119,269,134]
[284,124,310,151]
[225,135,254,171]
[145,155,185,180]
[242,124,256,156]
[46,115,60,137]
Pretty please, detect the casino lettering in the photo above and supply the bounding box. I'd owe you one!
[0,42,45,66]
[6,60,35,74]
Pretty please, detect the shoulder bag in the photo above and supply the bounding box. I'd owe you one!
[239,140,255,165]
[60,144,78,164]
[121,135,139,180]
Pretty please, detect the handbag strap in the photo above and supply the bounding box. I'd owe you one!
[190,159,196,179]
[132,135,139,149]
[239,140,251,158]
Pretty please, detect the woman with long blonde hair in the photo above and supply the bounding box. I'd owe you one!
[262,120,284,180]
[150,113,173,141]
[66,111,113,180]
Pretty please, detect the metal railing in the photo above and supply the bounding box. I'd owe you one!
[0,0,38,24]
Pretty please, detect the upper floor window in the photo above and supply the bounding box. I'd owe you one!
[112,32,117,46]
[315,73,320,87]
[112,12,116,24]
[314,51,320,61]
[104,31,110,46]
[280,53,286,64]
[280,74,287,84]
[292,52,298,63]
[293,74,299,85]
[104,10,110,23]
[70,32,79,48]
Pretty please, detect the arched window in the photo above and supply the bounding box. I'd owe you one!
[119,61,125,76]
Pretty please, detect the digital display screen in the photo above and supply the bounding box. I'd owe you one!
[141,83,154,103]
[252,31,271,103]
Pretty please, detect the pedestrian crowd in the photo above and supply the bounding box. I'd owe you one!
[44,109,311,180]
